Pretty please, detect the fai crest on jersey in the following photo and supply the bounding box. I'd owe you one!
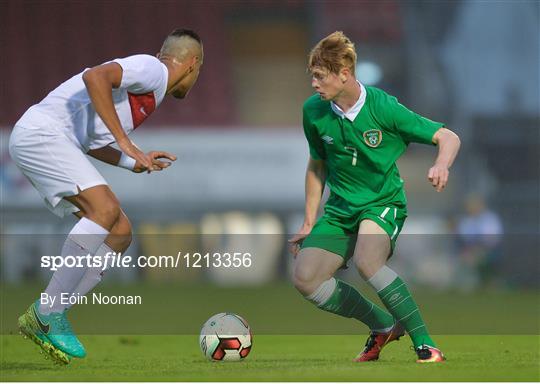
[363,130,382,148]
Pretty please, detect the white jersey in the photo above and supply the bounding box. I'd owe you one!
[15,54,168,151]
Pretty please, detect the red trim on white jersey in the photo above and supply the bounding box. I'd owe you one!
[128,92,156,129]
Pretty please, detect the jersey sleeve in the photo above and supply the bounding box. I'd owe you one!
[113,54,165,94]
[303,106,326,160]
[383,94,444,145]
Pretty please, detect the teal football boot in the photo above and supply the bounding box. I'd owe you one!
[18,300,86,363]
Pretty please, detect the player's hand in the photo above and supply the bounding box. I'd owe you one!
[148,151,177,171]
[118,138,153,173]
[133,151,177,173]
[428,163,449,192]
[288,223,313,258]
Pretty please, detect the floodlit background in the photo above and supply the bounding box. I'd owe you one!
[0,0,538,314]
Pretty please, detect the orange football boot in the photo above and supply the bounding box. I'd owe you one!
[415,345,446,363]
[353,323,405,362]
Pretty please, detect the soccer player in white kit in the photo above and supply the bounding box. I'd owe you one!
[10,29,203,364]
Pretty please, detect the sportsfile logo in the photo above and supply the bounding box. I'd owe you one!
[41,252,132,271]
[40,252,253,271]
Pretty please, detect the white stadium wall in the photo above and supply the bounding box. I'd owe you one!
[1,128,308,210]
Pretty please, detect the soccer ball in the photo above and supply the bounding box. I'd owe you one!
[199,313,252,361]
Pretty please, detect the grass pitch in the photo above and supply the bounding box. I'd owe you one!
[1,334,539,381]
[1,283,538,381]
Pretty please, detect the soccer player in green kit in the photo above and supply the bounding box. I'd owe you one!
[289,32,461,363]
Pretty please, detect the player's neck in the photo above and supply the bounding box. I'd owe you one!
[161,59,189,94]
[333,80,361,113]
[162,61,179,94]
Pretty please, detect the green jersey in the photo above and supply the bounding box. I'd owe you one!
[303,85,444,217]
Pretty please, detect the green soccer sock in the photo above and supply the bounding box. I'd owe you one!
[307,278,395,331]
[370,267,436,348]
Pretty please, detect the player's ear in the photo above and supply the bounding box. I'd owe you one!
[188,56,198,73]
[339,68,348,83]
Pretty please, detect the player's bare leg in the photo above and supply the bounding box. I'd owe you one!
[354,220,391,279]
[293,248,343,296]
[73,207,132,254]
[293,247,397,353]
[65,185,123,231]
[355,219,444,363]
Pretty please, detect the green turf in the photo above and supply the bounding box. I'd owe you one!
[1,283,539,381]
[1,334,539,381]
[1,283,538,335]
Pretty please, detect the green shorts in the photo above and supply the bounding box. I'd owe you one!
[300,205,407,261]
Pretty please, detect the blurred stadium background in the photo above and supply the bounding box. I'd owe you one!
[0,0,538,314]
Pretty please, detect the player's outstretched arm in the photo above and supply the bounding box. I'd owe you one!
[288,157,327,256]
[428,128,461,192]
[82,63,153,171]
[88,146,177,173]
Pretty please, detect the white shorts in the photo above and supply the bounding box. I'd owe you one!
[8,125,107,217]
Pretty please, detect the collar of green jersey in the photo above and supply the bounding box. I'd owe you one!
[330,81,367,122]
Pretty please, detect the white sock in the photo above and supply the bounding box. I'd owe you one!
[66,243,114,309]
[368,266,399,333]
[305,278,337,307]
[367,265,398,292]
[40,218,109,315]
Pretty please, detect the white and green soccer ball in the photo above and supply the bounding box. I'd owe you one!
[199,313,252,361]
